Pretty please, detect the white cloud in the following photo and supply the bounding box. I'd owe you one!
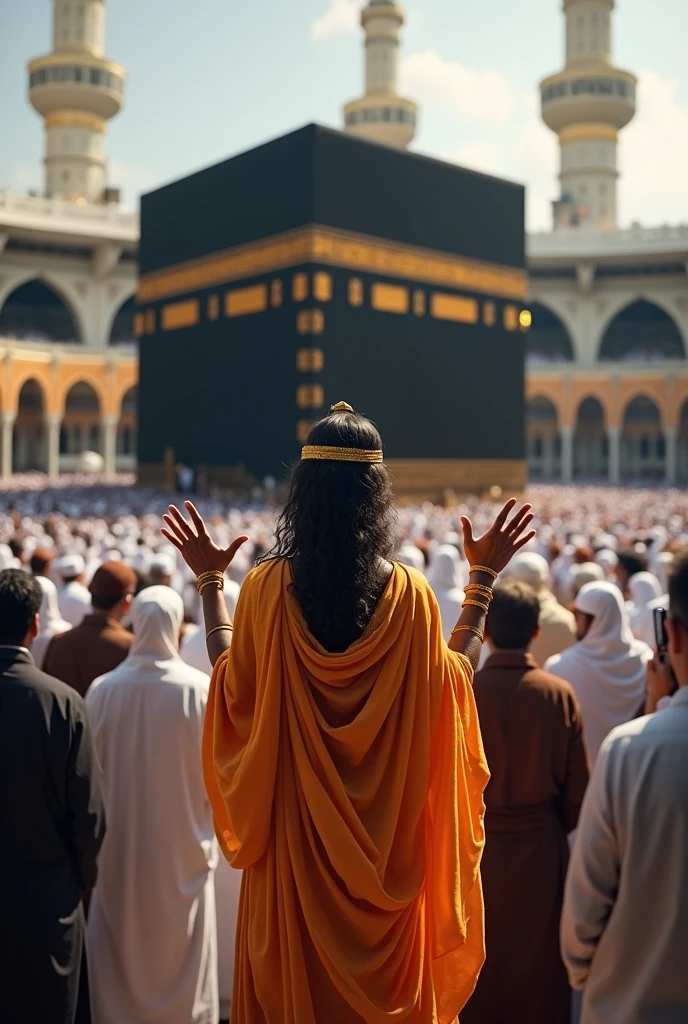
[620,70,688,226]
[440,91,558,231]
[402,49,514,124]
[410,56,688,231]
[312,0,359,40]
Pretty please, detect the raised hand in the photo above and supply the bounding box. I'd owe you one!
[460,498,536,576]
[161,501,249,576]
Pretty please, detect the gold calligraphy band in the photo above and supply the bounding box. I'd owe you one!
[301,446,383,463]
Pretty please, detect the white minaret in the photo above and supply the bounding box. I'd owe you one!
[540,0,636,229]
[343,0,418,150]
[28,0,125,203]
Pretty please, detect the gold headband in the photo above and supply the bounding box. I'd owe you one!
[301,445,383,463]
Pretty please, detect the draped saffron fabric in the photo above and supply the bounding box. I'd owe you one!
[202,559,489,1024]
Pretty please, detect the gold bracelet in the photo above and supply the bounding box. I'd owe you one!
[196,571,225,596]
[462,599,491,613]
[465,584,494,599]
[197,570,224,585]
[206,624,233,640]
[451,624,484,640]
[469,565,498,580]
[198,579,225,597]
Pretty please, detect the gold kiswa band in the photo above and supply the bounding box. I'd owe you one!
[301,445,384,463]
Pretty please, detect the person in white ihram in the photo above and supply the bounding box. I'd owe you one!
[561,552,688,1024]
[86,586,219,1024]
[53,554,91,627]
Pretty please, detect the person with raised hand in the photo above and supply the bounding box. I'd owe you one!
[163,402,535,1024]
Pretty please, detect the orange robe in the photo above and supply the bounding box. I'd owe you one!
[203,559,488,1024]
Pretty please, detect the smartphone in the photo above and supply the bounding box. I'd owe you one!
[653,606,669,663]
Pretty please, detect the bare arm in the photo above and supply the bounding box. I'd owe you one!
[161,501,248,668]
[448,498,536,669]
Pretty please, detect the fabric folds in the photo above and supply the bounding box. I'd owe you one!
[203,559,488,1024]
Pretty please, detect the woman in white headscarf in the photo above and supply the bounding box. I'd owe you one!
[546,581,652,763]
[32,575,71,669]
[627,571,664,649]
[426,544,465,642]
[86,587,220,1024]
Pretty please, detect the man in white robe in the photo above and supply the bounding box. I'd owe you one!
[53,554,91,627]
[86,586,218,1024]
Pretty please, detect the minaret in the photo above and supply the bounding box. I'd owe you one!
[343,0,418,150]
[28,0,125,203]
[540,0,636,229]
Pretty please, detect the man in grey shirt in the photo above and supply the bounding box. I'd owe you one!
[561,551,688,1024]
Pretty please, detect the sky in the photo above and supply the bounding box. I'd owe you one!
[2,0,688,231]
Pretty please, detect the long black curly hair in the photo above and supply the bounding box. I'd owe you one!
[261,406,397,652]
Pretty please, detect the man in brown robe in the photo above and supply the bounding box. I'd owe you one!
[463,580,590,1024]
[43,562,136,697]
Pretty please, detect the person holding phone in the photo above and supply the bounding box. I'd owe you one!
[645,606,679,714]
[561,551,688,1024]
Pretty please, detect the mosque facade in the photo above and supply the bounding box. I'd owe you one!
[1,0,687,484]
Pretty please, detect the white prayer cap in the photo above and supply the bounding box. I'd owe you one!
[53,554,86,578]
[507,552,550,592]
[570,561,606,597]
[596,549,619,572]
[149,552,176,577]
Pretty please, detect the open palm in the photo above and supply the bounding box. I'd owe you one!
[461,498,536,576]
[161,501,248,576]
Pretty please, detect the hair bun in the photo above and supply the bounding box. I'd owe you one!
[331,401,355,414]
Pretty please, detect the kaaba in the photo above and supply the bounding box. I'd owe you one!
[136,124,528,500]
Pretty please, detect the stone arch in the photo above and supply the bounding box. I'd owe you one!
[107,289,137,345]
[574,396,608,479]
[58,372,107,415]
[8,367,53,414]
[621,388,666,426]
[61,380,102,458]
[621,394,664,480]
[14,378,47,472]
[526,301,575,364]
[598,299,686,362]
[526,394,560,479]
[0,276,84,344]
[525,379,565,419]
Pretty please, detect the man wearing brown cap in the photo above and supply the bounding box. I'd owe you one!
[43,562,137,698]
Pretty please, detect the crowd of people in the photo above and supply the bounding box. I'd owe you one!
[2,467,688,1024]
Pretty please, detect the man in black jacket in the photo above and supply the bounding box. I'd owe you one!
[0,569,106,1024]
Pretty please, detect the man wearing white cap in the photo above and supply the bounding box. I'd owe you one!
[53,554,90,628]
[506,552,577,667]
[148,552,176,589]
